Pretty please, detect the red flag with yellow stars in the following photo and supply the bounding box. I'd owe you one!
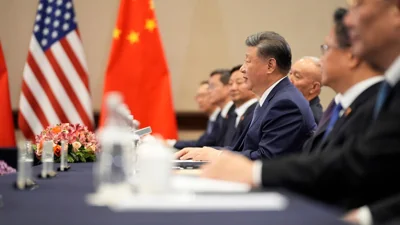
[0,42,16,147]
[100,0,177,139]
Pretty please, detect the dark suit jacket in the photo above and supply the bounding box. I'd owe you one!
[305,82,381,154]
[302,98,336,153]
[310,96,323,125]
[222,102,257,147]
[231,77,316,160]
[370,193,400,225]
[314,82,381,153]
[260,80,400,210]
[173,105,235,149]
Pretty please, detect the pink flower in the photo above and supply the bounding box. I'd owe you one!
[34,123,98,159]
[72,141,81,151]
[87,145,96,152]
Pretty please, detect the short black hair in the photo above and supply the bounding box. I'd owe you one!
[245,31,292,75]
[334,8,351,48]
[230,65,242,75]
[210,69,231,85]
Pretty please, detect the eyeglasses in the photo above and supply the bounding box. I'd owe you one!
[320,44,330,55]
[321,43,349,55]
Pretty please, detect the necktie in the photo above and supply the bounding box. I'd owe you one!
[322,103,343,141]
[223,112,238,146]
[206,120,215,134]
[232,112,239,128]
[373,81,392,120]
[250,103,261,127]
[316,99,336,131]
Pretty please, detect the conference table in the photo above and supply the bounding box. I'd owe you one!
[0,163,348,225]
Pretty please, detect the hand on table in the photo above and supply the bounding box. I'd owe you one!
[342,209,361,224]
[174,147,220,161]
[200,150,255,186]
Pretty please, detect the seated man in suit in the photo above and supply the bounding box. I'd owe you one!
[200,0,400,215]
[289,56,323,124]
[196,81,220,131]
[302,8,383,153]
[222,65,258,147]
[175,31,316,160]
[167,81,220,148]
[172,69,234,149]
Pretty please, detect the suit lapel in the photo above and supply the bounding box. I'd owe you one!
[232,102,257,141]
[319,81,382,149]
[250,77,290,128]
[264,76,290,105]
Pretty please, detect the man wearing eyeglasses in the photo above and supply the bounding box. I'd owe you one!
[302,8,383,154]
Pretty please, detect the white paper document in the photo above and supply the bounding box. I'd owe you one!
[171,175,250,193]
[110,192,288,212]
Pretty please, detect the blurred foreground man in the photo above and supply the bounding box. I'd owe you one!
[343,0,400,224]
[289,57,323,124]
[201,1,400,222]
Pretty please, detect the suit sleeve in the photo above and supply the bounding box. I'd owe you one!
[174,122,221,149]
[241,99,304,160]
[174,140,200,150]
[259,101,400,208]
[370,194,400,224]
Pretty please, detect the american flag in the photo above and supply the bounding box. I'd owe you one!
[18,0,94,140]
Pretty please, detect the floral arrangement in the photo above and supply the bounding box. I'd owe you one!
[0,160,16,176]
[33,123,98,163]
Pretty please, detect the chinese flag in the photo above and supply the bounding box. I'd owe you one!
[0,42,16,147]
[100,0,177,139]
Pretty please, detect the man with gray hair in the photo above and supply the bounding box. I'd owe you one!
[175,31,316,160]
[289,56,323,124]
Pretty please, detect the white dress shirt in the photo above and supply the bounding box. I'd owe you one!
[385,56,400,86]
[209,108,221,122]
[339,76,384,116]
[220,101,234,118]
[334,93,342,104]
[234,98,258,127]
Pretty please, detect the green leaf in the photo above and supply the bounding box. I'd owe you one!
[69,152,78,161]
[87,154,96,162]
[78,154,86,162]
[67,155,74,163]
